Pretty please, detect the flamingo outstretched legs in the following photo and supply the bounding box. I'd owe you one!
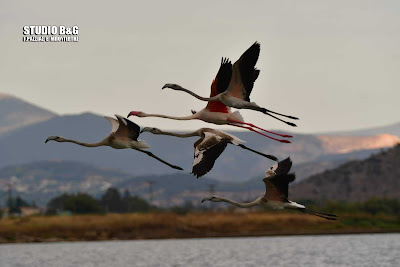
[229,124,291,143]
[260,108,299,120]
[227,119,293,138]
[261,110,297,127]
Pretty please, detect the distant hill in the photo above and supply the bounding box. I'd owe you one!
[0,93,55,135]
[0,161,132,206]
[2,96,400,205]
[0,111,398,181]
[291,144,400,201]
[321,121,400,137]
[316,134,399,154]
[291,147,389,183]
[2,150,399,207]
[0,161,262,207]
[0,94,398,182]
[0,112,202,178]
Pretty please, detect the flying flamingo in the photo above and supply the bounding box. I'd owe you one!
[45,115,183,170]
[140,127,278,178]
[128,54,292,143]
[201,157,338,220]
[162,42,298,127]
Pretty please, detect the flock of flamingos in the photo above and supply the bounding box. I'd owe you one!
[45,42,337,220]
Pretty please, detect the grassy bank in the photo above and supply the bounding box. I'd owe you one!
[1,211,400,243]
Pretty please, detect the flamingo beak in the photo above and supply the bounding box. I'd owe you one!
[161,84,167,89]
[201,198,206,203]
[127,111,138,118]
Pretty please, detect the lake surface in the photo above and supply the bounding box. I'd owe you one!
[1,233,399,267]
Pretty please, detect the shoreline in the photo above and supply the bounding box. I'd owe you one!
[1,212,399,244]
[2,229,400,244]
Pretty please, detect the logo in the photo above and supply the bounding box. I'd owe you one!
[22,25,79,42]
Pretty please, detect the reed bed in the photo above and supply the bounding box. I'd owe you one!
[0,211,399,243]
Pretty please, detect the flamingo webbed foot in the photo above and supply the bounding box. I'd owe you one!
[173,166,184,171]
[288,116,299,120]
[268,155,279,161]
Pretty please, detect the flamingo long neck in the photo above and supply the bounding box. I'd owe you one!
[156,129,199,138]
[175,87,218,102]
[142,113,198,121]
[217,196,261,208]
[62,138,107,148]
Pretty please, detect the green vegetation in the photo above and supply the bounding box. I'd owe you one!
[2,190,400,243]
[100,188,156,213]
[5,196,33,214]
[46,188,156,215]
[40,189,400,219]
[0,211,399,243]
[47,193,102,215]
[299,198,400,216]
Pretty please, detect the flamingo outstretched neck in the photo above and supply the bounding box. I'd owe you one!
[127,110,292,143]
[161,43,299,126]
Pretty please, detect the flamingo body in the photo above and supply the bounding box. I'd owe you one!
[45,115,183,170]
[138,45,294,143]
[202,158,338,220]
[162,42,299,126]
[193,108,243,125]
[140,127,278,178]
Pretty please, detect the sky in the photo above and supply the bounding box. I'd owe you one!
[0,0,399,133]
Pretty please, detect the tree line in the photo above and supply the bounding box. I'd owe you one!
[46,187,155,214]
[5,196,36,213]
[5,189,400,216]
[298,197,400,216]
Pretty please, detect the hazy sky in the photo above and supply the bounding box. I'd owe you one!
[1,0,399,133]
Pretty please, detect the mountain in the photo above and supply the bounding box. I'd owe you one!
[321,121,400,137]
[0,112,199,178]
[2,145,399,207]
[0,93,55,135]
[0,161,132,206]
[316,134,399,154]
[291,144,400,201]
[0,111,398,182]
[0,161,262,207]
[292,147,388,183]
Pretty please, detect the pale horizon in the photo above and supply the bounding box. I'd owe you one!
[4,89,400,136]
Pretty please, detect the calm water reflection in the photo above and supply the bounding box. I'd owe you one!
[1,233,399,267]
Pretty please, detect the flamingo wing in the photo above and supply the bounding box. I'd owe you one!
[226,42,260,102]
[266,157,292,178]
[263,174,296,202]
[114,115,140,141]
[206,57,232,113]
[204,128,244,145]
[104,116,120,133]
[275,157,292,175]
[191,132,228,178]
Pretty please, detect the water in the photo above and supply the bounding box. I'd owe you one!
[1,234,399,267]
